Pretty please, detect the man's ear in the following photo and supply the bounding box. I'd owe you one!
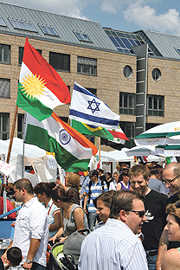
[119,209,128,223]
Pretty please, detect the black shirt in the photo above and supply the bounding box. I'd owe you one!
[142,190,168,250]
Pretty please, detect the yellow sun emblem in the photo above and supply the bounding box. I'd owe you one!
[21,73,46,98]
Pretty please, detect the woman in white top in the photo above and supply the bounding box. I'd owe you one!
[34,182,63,239]
[109,171,120,191]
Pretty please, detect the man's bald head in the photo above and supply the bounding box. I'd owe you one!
[163,163,180,195]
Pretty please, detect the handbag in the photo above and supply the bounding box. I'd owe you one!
[63,229,89,264]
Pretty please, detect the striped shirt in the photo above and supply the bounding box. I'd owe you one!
[85,179,108,212]
[79,218,148,270]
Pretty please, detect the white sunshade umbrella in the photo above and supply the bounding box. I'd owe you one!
[125,145,157,157]
[155,145,180,157]
[135,121,180,146]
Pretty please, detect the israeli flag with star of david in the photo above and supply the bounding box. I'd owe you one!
[69,82,120,129]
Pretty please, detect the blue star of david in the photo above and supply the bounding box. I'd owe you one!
[87,98,100,114]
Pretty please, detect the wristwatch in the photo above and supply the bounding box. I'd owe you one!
[26,260,33,264]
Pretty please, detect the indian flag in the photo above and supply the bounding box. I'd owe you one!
[17,38,71,121]
[24,112,97,172]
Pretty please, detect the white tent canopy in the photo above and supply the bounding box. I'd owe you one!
[0,138,46,161]
[100,149,134,162]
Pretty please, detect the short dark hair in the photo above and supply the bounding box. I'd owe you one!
[14,178,33,194]
[129,164,150,181]
[34,182,56,197]
[110,190,143,218]
[94,190,116,209]
[89,170,98,177]
[7,247,22,267]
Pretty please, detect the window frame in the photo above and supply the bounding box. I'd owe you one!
[147,94,164,117]
[49,51,70,72]
[0,113,9,140]
[120,92,136,115]
[0,78,10,98]
[0,44,11,64]
[77,56,97,76]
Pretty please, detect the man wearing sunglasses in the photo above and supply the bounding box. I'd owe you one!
[156,162,180,270]
[129,164,168,270]
[79,190,148,270]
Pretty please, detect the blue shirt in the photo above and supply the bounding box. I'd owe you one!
[85,179,108,213]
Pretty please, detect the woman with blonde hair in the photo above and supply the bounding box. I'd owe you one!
[161,201,180,270]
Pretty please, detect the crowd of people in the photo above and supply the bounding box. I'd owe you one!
[1,161,180,269]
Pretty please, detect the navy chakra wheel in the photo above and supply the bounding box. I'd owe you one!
[59,129,71,145]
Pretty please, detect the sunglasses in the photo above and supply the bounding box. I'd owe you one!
[129,210,146,218]
[163,175,180,184]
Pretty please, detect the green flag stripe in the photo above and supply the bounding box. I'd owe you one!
[25,124,89,171]
[17,83,52,121]
[71,119,113,140]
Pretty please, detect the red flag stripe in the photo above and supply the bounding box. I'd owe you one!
[108,130,129,141]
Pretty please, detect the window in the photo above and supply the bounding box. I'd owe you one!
[38,24,58,37]
[123,65,133,78]
[0,113,9,140]
[0,44,10,64]
[120,92,135,115]
[19,47,42,65]
[73,32,92,43]
[0,79,10,98]
[49,52,70,72]
[147,95,164,116]
[86,88,97,96]
[77,56,97,76]
[17,114,25,139]
[0,17,6,27]
[152,68,161,81]
[8,17,37,32]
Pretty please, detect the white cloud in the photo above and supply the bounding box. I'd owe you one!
[124,1,180,35]
[100,0,132,14]
[1,0,87,18]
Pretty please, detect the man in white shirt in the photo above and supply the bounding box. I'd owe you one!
[4,178,49,270]
[79,190,148,270]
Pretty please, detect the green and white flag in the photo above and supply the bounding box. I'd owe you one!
[17,38,71,121]
[25,113,97,172]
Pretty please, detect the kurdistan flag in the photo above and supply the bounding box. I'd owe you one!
[25,112,97,172]
[71,119,114,140]
[17,38,71,121]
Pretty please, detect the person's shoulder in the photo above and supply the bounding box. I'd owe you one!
[31,197,46,211]
[149,189,168,200]
[163,248,180,268]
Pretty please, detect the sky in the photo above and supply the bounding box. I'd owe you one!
[1,0,180,35]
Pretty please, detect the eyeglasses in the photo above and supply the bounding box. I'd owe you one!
[163,175,180,184]
[129,210,146,218]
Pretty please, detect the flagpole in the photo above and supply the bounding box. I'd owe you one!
[98,137,101,165]
[6,105,18,164]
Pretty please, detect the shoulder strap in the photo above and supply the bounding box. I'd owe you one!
[101,180,105,192]
[70,204,81,222]
[87,180,93,204]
